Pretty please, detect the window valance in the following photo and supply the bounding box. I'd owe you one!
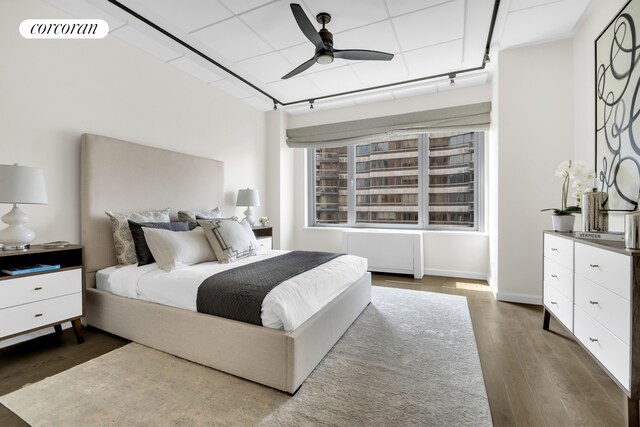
[286,101,491,148]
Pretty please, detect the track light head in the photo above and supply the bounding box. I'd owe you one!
[273,100,277,110]
[310,100,315,110]
[484,53,491,64]
[449,73,456,86]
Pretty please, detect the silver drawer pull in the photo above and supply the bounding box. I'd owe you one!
[551,274,558,278]
[551,248,558,252]
[34,287,42,291]
[589,337,598,342]
[589,300,599,305]
[550,301,558,305]
[589,264,599,268]
[34,313,43,317]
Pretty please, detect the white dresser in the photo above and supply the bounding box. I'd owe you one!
[0,245,85,344]
[542,232,638,426]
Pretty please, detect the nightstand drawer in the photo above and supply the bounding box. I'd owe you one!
[575,243,630,300]
[575,274,630,345]
[0,268,82,310]
[256,237,272,251]
[544,234,573,269]
[574,306,630,391]
[0,292,82,338]
[544,281,573,331]
[544,257,573,301]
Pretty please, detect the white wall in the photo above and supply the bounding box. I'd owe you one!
[288,85,492,280]
[493,39,574,303]
[573,0,629,231]
[0,0,267,247]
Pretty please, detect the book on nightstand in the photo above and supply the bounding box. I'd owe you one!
[1,264,61,276]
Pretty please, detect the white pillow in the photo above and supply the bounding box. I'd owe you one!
[198,217,257,264]
[143,227,215,272]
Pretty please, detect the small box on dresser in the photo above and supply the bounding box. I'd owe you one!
[0,245,85,344]
[542,232,640,427]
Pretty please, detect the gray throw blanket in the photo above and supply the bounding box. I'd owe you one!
[196,251,343,326]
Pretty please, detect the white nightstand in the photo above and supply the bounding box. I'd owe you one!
[252,225,273,250]
[0,245,85,344]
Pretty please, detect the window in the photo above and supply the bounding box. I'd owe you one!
[309,132,484,230]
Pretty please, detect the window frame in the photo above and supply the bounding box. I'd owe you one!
[307,131,485,232]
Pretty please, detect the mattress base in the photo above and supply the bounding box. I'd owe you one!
[86,272,372,393]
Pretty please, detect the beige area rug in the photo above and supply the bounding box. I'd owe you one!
[0,287,492,426]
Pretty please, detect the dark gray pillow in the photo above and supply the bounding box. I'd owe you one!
[128,220,190,266]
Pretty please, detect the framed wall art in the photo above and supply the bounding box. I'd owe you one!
[596,0,640,211]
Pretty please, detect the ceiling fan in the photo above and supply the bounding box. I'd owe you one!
[281,3,394,79]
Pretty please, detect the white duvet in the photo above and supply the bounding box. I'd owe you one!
[96,250,367,332]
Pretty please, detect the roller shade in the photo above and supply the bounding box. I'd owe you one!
[286,102,491,148]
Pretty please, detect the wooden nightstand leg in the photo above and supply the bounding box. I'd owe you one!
[627,397,639,427]
[542,308,551,331]
[71,319,84,344]
[53,324,63,335]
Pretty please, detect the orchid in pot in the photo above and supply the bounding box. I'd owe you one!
[541,160,595,232]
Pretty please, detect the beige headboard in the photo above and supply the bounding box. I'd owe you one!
[80,133,224,287]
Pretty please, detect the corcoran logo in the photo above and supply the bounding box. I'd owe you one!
[20,19,109,39]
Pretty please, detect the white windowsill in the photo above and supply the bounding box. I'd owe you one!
[303,226,488,237]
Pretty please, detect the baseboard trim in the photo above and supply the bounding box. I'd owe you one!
[494,291,542,305]
[423,268,487,281]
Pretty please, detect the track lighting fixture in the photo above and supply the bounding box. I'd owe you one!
[449,73,456,86]
[273,100,277,110]
[484,53,490,64]
[310,100,314,110]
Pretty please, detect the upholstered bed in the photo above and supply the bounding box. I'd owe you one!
[80,133,371,394]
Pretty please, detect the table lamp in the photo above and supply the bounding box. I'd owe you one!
[236,188,260,226]
[0,164,48,250]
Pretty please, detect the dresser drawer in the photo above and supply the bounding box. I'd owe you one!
[575,274,630,345]
[574,243,630,300]
[0,268,82,310]
[574,306,630,391]
[544,234,573,269]
[543,258,573,301]
[256,237,272,251]
[544,282,573,331]
[0,292,82,338]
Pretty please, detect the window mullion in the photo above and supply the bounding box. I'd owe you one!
[347,146,356,227]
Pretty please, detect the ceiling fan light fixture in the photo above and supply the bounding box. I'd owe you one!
[316,52,334,65]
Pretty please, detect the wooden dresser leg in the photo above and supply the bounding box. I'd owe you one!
[543,308,551,331]
[71,319,84,344]
[627,397,639,427]
[53,324,63,335]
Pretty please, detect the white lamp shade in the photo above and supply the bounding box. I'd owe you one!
[0,164,48,204]
[236,188,260,207]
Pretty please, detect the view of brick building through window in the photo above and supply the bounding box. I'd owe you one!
[313,132,478,229]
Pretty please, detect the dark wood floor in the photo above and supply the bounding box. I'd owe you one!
[0,274,627,426]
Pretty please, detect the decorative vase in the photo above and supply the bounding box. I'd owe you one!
[551,215,575,232]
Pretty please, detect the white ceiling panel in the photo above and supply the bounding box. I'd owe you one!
[48,0,594,112]
[499,0,591,48]
[126,0,232,33]
[267,75,324,101]
[509,0,563,12]
[236,52,293,83]
[210,78,256,99]
[392,0,465,51]
[218,0,272,15]
[46,0,125,31]
[334,21,400,54]
[302,0,390,34]
[404,39,463,77]
[385,0,451,17]
[240,1,310,50]
[168,56,224,83]
[111,25,182,62]
[305,66,363,95]
[192,17,272,62]
[350,56,409,87]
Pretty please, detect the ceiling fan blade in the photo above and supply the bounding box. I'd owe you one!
[282,57,316,79]
[334,49,394,61]
[290,4,324,50]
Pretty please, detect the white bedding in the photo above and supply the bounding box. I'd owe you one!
[96,250,367,332]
